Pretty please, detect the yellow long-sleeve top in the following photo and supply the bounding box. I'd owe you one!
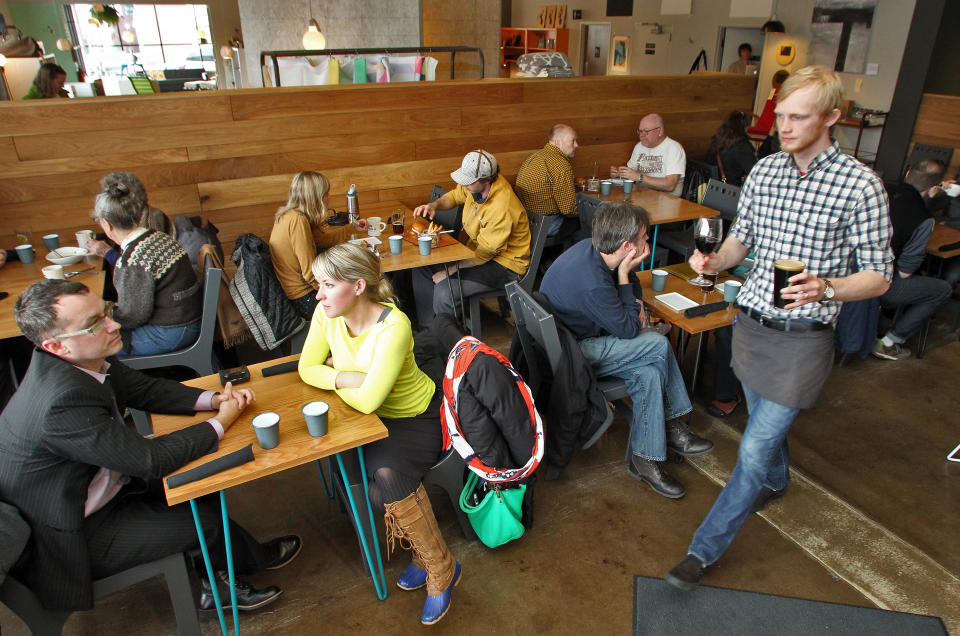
[269,210,351,300]
[446,175,531,275]
[298,303,435,418]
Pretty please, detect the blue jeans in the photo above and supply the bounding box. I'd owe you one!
[125,321,201,356]
[881,274,952,343]
[578,331,691,461]
[688,383,798,566]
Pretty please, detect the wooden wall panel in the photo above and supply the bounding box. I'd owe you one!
[0,75,753,251]
[911,93,960,176]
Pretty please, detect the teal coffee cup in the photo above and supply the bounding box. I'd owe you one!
[724,280,742,303]
[651,269,668,292]
[623,179,634,194]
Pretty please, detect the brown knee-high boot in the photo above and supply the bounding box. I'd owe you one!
[383,483,457,597]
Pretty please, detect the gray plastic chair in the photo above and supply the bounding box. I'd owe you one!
[0,551,201,636]
[465,211,549,340]
[576,192,604,238]
[422,449,478,541]
[430,185,464,235]
[905,143,953,176]
[119,257,222,435]
[505,281,625,450]
[656,179,741,263]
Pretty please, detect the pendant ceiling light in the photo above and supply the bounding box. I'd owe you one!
[302,3,326,51]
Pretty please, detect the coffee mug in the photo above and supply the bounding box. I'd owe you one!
[418,235,433,255]
[600,180,612,196]
[724,280,742,303]
[623,179,634,194]
[367,217,387,236]
[651,269,668,292]
[302,401,329,437]
[15,244,34,264]
[388,234,403,255]
[42,234,60,251]
[251,412,280,450]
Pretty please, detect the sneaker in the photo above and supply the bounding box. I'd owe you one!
[871,339,911,361]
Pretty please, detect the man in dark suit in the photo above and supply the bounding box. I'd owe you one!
[0,279,301,613]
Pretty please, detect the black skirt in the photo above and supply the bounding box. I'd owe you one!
[364,385,443,481]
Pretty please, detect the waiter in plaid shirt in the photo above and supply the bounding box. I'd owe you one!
[666,65,893,590]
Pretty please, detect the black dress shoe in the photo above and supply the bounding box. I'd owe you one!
[264,534,302,570]
[199,572,282,612]
[628,455,685,498]
[665,555,706,591]
[751,486,787,513]
[666,420,714,457]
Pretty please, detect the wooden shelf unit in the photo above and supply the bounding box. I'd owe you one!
[500,27,569,69]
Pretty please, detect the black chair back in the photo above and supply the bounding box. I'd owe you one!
[701,179,741,223]
[576,192,604,238]
[430,184,463,235]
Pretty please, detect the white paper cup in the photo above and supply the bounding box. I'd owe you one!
[945,183,960,198]
[42,265,65,279]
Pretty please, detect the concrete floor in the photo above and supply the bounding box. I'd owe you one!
[2,303,957,635]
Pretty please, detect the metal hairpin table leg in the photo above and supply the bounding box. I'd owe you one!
[190,495,236,636]
[334,448,387,600]
[647,225,660,271]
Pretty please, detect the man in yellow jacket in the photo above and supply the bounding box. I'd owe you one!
[412,149,531,326]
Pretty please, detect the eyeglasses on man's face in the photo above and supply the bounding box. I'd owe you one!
[637,126,661,136]
[52,301,115,339]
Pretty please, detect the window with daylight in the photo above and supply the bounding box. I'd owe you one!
[67,4,215,79]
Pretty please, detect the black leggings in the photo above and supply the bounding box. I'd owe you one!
[367,467,421,513]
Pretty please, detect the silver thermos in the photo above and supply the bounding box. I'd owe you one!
[346,184,359,223]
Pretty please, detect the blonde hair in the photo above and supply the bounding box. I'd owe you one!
[275,171,330,227]
[777,65,844,115]
[311,243,396,304]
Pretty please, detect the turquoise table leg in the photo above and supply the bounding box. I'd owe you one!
[334,450,388,600]
[648,225,659,271]
[220,491,240,635]
[315,459,334,499]
[190,499,228,636]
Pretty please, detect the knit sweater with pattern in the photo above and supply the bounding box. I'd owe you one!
[113,230,202,328]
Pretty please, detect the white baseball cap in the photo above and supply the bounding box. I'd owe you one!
[450,149,498,186]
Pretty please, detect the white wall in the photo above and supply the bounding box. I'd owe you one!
[512,0,916,111]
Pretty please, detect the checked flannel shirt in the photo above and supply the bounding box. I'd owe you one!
[514,142,578,218]
[730,141,893,325]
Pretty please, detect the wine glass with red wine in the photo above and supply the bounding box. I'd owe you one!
[690,216,723,287]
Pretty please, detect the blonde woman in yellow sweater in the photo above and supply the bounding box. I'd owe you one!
[269,171,367,318]
[298,243,461,625]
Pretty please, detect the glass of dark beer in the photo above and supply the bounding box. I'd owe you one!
[773,259,805,308]
[691,216,723,288]
[391,209,405,236]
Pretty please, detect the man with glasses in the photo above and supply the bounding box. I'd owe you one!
[412,149,531,327]
[614,113,686,196]
[0,280,302,614]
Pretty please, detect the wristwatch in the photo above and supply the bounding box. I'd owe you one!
[822,278,836,301]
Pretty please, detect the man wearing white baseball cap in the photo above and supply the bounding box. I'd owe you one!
[412,149,531,328]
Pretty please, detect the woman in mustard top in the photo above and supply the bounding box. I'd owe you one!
[269,171,367,319]
[298,243,461,625]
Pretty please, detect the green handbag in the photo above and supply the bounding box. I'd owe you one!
[459,471,526,549]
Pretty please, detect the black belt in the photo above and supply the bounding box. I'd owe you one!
[736,305,831,333]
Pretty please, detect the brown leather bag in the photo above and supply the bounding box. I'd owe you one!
[196,244,252,349]
[0,34,42,58]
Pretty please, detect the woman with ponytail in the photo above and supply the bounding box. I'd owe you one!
[298,243,460,626]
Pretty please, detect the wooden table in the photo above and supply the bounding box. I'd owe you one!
[0,253,105,340]
[927,222,960,260]
[635,264,741,389]
[154,355,388,635]
[579,184,720,269]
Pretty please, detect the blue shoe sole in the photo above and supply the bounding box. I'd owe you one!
[420,562,462,626]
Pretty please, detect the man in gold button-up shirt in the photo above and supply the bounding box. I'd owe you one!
[515,124,580,238]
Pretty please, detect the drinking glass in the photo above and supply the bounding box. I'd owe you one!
[690,216,723,287]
